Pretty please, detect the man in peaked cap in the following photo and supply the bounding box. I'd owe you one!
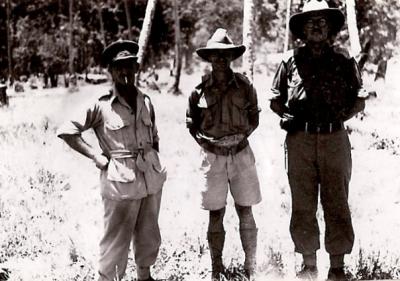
[269,1,366,280]
[57,39,166,281]
[186,28,262,280]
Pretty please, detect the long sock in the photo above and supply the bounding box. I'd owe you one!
[330,254,344,268]
[137,266,150,280]
[303,253,317,267]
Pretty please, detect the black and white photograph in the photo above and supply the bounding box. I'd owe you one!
[0,0,399,280]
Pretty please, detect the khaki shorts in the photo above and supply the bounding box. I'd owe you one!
[200,145,262,210]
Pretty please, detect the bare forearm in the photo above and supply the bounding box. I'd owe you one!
[60,134,97,160]
[60,134,109,170]
[270,99,290,117]
[343,98,366,121]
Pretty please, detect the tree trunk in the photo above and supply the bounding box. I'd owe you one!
[68,0,77,89]
[98,4,106,46]
[345,0,361,57]
[184,35,193,74]
[284,0,292,52]
[124,0,133,40]
[6,0,13,85]
[242,0,255,82]
[0,85,9,107]
[58,0,63,15]
[375,60,387,81]
[137,0,157,68]
[169,0,182,95]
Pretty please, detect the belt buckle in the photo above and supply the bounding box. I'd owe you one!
[329,123,333,133]
[316,126,320,133]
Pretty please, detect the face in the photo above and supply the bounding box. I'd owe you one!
[302,15,330,43]
[109,59,138,86]
[208,51,233,71]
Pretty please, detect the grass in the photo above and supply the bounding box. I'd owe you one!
[1,76,400,280]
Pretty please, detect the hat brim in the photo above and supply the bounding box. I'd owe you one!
[196,45,246,62]
[112,55,138,64]
[289,8,345,40]
[101,40,139,67]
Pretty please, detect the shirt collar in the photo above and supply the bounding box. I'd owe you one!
[302,44,333,59]
[110,84,140,109]
[196,70,239,89]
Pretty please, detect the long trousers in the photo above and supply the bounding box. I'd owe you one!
[285,130,354,255]
[98,190,162,281]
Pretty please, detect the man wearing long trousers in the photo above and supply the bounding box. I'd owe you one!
[270,1,366,280]
[186,28,262,280]
[58,40,166,281]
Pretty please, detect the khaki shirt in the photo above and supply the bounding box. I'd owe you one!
[58,86,165,200]
[186,71,259,147]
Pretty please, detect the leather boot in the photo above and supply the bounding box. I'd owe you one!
[239,228,258,279]
[207,231,225,280]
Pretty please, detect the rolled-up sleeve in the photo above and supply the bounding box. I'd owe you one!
[247,85,260,133]
[271,61,288,102]
[349,58,363,92]
[149,102,160,144]
[57,101,102,138]
[270,61,290,117]
[186,90,200,132]
[341,58,365,120]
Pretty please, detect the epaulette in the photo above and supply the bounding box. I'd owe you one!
[234,72,251,85]
[195,74,212,90]
[98,90,113,101]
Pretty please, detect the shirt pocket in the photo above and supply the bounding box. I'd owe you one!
[136,150,167,194]
[199,95,218,130]
[104,117,132,147]
[288,68,306,102]
[231,96,250,129]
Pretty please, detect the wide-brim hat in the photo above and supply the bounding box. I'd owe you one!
[101,39,139,67]
[289,0,345,40]
[196,28,246,62]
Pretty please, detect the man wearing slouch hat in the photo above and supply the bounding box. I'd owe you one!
[270,1,366,280]
[186,28,262,280]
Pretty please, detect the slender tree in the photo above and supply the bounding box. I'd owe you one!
[242,0,255,82]
[137,0,157,68]
[345,0,361,57]
[124,0,133,40]
[284,0,292,52]
[169,0,182,95]
[68,0,77,89]
[6,0,13,85]
[95,1,106,46]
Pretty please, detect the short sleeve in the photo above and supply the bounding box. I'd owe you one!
[270,61,288,103]
[57,100,102,138]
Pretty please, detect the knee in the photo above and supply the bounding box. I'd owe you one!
[235,204,256,230]
[208,208,226,232]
